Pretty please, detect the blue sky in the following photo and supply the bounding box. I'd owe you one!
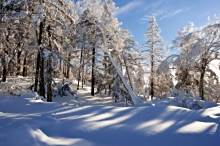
[115,0,220,47]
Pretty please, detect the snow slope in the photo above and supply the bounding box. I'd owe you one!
[0,94,220,146]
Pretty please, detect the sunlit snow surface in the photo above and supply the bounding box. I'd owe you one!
[0,77,219,146]
[0,94,219,146]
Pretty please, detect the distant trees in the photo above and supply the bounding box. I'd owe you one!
[77,9,100,96]
[0,0,33,82]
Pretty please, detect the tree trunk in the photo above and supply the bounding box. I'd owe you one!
[47,55,53,102]
[66,53,71,79]
[81,49,85,89]
[34,20,44,92]
[63,63,66,78]
[37,20,45,97]
[46,25,53,102]
[22,53,27,77]
[59,59,62,77]
[91,47,95,96]
[150,54,154,100]
[16,50,22,76]
[2,54,7,82]
[199,69,205,100]
[103,55,108,94]
[77,47,84,90]
[81,63,85,89]
[47,54,53,102]
[8,59,14,76]
[123,55,133,90]
[34,51,41,91]
[108,62,112,96]
[108,84,111,96]
[39,50,45,97]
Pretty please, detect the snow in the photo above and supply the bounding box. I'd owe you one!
[177,121,217,134]
[31,129,91,146]
[152,96,218,110]
[0,91,220,146]
[0,77,219,146]
[209,59,220,79]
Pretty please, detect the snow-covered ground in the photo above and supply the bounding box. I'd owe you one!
[0,77,220,146]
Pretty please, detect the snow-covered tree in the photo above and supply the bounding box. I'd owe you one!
[144,16,165,100]
[75,0,142,104]
[171,19,220,100]
[0,0,143,104]
[0,0,77,101]
[173,23,198,93]
[194,21,220,100]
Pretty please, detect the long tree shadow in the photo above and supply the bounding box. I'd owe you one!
[38,105,220,146]
[1,94,219,146]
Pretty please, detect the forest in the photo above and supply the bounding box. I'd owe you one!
[0,0,220,146]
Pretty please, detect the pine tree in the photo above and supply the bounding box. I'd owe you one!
[145,16,164,100]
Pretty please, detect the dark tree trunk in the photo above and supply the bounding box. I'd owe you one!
[108,84,112,96]
[8,59,15,76]
[59,59,62,71]
[34,51,41,91]
[47,55,53,102]
[199,68,205,100]
[39,50,45,97]
[2,54,7,82]
[81,48,85,89]
[59,59,63,78]
[103,55,108,94]
[150,54,154,100]
[77,47,84,90]
[63,54,68,78]
[22,53,27,77]
[34,20,44,92]
[91,47,95,96]
[199,57,207,100]
[16,50,22,76]
[46,25,53,102]
[66,53,71,79]
[81,62,85,89]
[63,63,66,78]
[108,62,112,96]
[36,20,45,97]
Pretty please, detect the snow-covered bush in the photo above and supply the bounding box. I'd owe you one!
[168,96,217,110]
[152,95,217,110]
[161,88,217,109]
[53,80,78,98]
[170,88,193,98]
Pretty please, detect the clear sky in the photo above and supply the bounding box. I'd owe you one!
[115,0,220,47]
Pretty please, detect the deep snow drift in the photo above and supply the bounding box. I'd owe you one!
[0,93,220,146]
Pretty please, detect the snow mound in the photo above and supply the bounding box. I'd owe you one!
[152,96,218,110]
